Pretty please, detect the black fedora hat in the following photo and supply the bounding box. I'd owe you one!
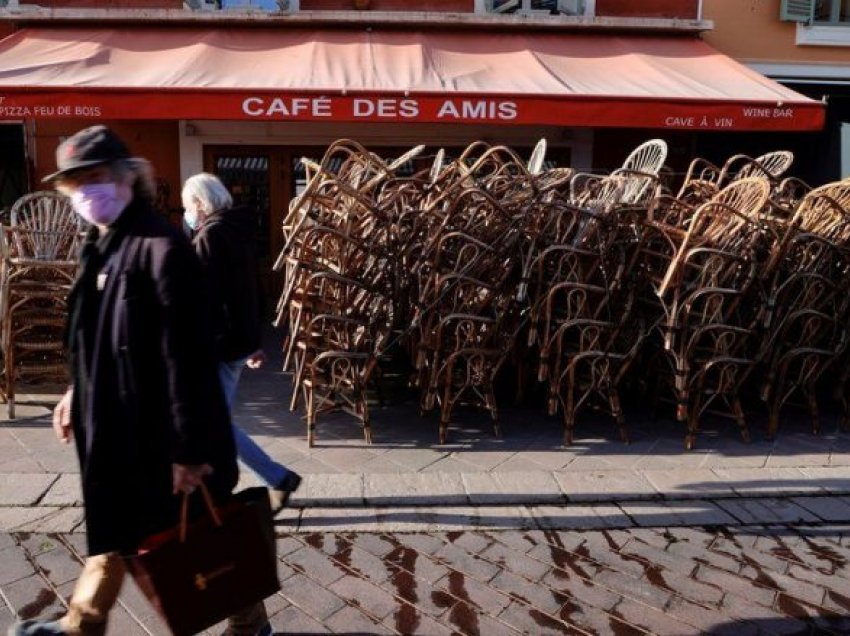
[42,125,133,182]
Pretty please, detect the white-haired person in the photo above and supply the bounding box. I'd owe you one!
[182,172,301,512]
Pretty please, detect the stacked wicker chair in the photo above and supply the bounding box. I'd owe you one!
[756,180,850,438]
[638,178,777,448]
[274,138,850,449]
[0,191,83,418]
[272,139,409,445]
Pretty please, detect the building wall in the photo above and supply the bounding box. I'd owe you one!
[702,0,850,63]
[33,0,182,6]
[596,0,698,19]
[300,0,470,10]
[31,120,182,213]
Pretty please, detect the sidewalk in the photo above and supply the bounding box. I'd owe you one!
[0,358,849,533]
[2,359,850,634]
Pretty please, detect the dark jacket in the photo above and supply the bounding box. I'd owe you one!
[192,205,262,362]
[66,198,238,556]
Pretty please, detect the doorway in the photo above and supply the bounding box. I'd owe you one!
[203,142,571,302]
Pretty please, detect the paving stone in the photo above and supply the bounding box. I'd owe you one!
[488,568,565,615]
[348,532,396,558]
[541,572,622,613]
[593,567,673,608]
[275,535,304,557]
[34,547,82,587]
[529,504,624,530]
[798,466,850,494]
[293,472,363,506]
[1,574,63,619]
[383,565,456,619]
[608,597,694,636]
[554,470,658,501]
[642,468,737,499]
[14,509,85,534]
[714,498,821,525]
[327,574,401,620]
[17,534,61,558]
[488,529,546,554]
[373,507,474,532]
[617,539,699,578]
[558,599,648,636]
[297,506,379,532]
[719,592,812,635]
[278,572,347,621]
[496,599,579,635]
[618,500,737,527]
[712,467,824,496]
[432,541,501,583]
[0,545,36,585]
[267,603,328,633]
[336,540,395,584]
[324,604,395,634]
[480,540,551,582]
[444,530,492,554]
[385,545,452,586]
[789,495,850,522]
[283,545,347,586]
[40,474,82,507]
[386,532,447,556]
[364,473,466,505]
[489,471,564,504]
[473,506,536,530]
[0,475,57,506]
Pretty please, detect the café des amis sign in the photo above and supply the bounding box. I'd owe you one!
[0,91,824,131]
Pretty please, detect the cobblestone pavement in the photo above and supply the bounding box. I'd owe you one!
[1,521,849,635]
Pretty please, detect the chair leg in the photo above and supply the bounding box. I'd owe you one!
[733,397,750,443]
[306,388,316,448]
[806,386,820,435]
[610,391,628,444]
[486,385,501,438]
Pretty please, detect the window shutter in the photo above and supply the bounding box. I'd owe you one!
[780,0,814,22]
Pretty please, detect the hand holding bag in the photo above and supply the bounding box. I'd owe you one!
[125,485,280,636]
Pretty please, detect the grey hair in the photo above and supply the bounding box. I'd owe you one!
[181,172,233,214]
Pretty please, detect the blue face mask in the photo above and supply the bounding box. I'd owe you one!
[70,182,127,226]
[184,208,200,231]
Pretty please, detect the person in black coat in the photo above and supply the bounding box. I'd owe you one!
[9,127,268,636]
[182,173,301,512]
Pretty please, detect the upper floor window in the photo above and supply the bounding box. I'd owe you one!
[781,0,850,23]
[815,0,850,22]
[479,0,589,16]
[185,0,296,10]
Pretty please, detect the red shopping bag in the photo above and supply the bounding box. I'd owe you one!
[125,485,280,636]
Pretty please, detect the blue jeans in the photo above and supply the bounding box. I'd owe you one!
[219,358,290,488]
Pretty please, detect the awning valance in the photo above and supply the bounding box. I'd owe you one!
[0,27,825,131]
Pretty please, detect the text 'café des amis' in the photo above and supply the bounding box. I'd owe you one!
[0,0,827,283]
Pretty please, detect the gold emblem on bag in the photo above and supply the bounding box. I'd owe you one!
[193,563,236,591]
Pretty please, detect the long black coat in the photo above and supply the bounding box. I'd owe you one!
[66,198,238,556]
[192,205,262,362]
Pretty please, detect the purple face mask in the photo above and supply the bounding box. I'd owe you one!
[70,183,127,226]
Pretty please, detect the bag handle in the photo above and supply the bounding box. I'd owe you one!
[180,481,223,543]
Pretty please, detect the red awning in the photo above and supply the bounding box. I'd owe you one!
[0,27,824,131]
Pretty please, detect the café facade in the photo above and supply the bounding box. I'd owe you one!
[0,5,826,292]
